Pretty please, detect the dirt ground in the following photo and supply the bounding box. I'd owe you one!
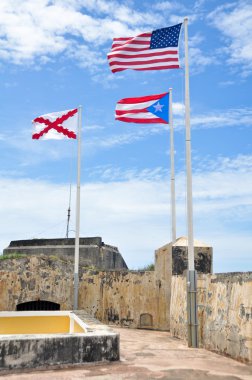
[1,327,251,380]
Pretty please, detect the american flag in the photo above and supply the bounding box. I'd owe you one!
[108,23,182,73]
[115,92,169,124]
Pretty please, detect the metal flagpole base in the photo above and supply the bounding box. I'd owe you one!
[187,270,198,347]
[73,272,79,310]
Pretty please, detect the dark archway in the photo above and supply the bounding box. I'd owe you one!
[139,313,153,329]
[16,300,60,311]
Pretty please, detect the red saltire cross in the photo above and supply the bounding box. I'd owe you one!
[32,108,78,139]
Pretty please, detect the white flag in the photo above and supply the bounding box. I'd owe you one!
[32,108,78,140]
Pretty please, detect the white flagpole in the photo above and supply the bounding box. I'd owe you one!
[73,105,82,310]
[169,88,176,244]
[184,17,198,347]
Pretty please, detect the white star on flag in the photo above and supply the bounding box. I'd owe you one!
[153,102,164,112]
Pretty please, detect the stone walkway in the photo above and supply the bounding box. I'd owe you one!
[1,327,251,379]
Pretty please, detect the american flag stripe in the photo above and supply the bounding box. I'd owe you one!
[110,61,179,72]
[112,34,151,44]
[113,40,150,47]
[108,49,178,58]
[108,24,182,73]
[109,57,178,65]
[113,33,151,41]
[111,36,151,51]
[111,40,151,51]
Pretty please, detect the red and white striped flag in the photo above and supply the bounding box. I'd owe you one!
[115,92,169,124]
[32,108,78,140]
[108,24,182,73]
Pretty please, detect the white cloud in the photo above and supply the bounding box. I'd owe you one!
[67,44,106,72]
[90,72,124,89]
[191,107,252,129]
[0,0,214,76]
[86,106,252,151]
[188,46,216,73]
[0,0,162,68]
[0,127,77,167]
[87,165,168,182]
[180,32,217,74]
[84,124,105,131]
[1,105,251,163]
[0,0,222,83]
[173,102,185,115]
[218,80,235,87]
[153,2,180,11]
[208,1,252,76]
[172,106,252,131]
[85,126,165,151]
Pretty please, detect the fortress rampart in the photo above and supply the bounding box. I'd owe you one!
[3,237,128,270]
[0,236,251,363]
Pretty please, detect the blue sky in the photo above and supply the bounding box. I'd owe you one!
[0,0,251,272]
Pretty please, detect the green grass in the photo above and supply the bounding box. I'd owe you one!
[138,263,155,271]
[0,253,28,260]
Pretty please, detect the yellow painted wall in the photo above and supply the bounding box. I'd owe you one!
[0,316,70,334]
[73,319,85,333]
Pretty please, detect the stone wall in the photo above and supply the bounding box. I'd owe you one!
[170,272,252,363]
[1,241,251,363]
[0,256,73,311]
[0,256,168,330]
[155,237,213,276]
[0,236,213,332]
[78,269,169,330]
[3,237,128,270]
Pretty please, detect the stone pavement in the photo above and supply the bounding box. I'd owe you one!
[1,327,251,380]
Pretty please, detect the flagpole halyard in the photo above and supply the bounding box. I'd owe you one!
[73,105,82,310]
[184,17,198,348]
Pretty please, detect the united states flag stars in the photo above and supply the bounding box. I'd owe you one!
[107,23,182,73]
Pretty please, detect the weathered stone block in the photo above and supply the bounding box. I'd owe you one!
[0,329,119,370]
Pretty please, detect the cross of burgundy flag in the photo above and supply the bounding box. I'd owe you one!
[32,108,78,140]
[108,24,182,73]
[115,92,169,124]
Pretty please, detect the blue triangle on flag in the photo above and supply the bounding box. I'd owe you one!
[147,93,169,123]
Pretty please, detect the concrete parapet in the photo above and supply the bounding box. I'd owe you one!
[0,310,119,372]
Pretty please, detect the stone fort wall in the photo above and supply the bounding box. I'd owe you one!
[0,237,251,363]
[0,255,169,330]
[170,272,252,363]
[3,237,128,270]
[0,237,212,331]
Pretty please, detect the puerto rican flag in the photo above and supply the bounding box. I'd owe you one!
[32,108,78,140]
[115,92,169,124]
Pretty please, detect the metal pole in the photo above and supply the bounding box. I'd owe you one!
[184,17,198,348]
[73,106,82,310]
[169,88,176,244]
[66,206,70,238]
[66,184,72,238]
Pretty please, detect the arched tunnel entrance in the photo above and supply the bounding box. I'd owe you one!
[16,300,60,311]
